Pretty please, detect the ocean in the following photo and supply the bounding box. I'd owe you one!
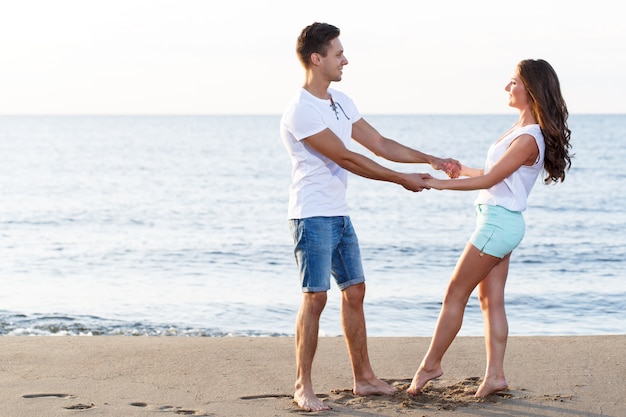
[0,114,624,337]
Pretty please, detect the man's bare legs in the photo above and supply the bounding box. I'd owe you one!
[293,283,395,411]
[341,283,396,396]
[475,255,510,397]
[294,291,329,411]
[407,243,502,395]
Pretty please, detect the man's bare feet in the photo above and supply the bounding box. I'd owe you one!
[294,386,330,412]
[406,365,443,395]
[354,377,397,396]
[475,376,508,397]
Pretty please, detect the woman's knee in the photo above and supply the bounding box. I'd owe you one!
[477,292,505,312]
[443,280,473,306]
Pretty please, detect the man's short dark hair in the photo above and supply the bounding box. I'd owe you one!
[296,22,340,68]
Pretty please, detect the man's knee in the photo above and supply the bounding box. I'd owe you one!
[302,291,328,315]
[342,282,366,303]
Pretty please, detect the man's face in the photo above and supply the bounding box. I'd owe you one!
[318,37,348,82]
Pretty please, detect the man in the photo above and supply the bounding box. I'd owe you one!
[280,22,460,412]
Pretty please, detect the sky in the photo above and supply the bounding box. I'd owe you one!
[1,0,624,115]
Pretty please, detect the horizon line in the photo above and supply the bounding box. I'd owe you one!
[1,112,624,117]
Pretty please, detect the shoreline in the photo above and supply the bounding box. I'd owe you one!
[1,335,623,416]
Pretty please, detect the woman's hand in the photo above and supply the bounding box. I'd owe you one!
[425,177,445,190]
[431,158,462,178]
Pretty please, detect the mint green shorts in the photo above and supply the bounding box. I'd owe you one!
[469,204,525,258]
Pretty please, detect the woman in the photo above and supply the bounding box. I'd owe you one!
[407,59,572,397]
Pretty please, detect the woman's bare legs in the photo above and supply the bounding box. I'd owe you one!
[475,254,511,397]
[407,243,502,395]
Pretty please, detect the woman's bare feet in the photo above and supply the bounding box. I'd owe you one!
[294,386,330,412]
[475,376,508,397]
[406,365,443,395]
[354,377,397,396]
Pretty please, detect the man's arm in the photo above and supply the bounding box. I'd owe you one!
[351,118,461,177]
[303,128,431,192]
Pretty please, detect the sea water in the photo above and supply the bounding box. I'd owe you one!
[0,114,624,337]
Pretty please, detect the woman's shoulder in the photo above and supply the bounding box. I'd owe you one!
[519,123,542,135]
[514,124,544,142]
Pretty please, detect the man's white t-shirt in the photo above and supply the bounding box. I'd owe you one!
[280,88,361,219]
[474,124,545,212]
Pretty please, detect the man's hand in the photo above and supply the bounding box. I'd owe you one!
[400,173,433,192]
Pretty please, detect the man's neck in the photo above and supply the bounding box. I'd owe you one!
[303,76,331,100]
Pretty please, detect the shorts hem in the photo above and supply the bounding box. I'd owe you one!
[337,277,365,291]
[469,242,507,259]
[302,286,331,293]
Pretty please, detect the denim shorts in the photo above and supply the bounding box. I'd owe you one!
[288,216,365,292]
[469,204,525,258]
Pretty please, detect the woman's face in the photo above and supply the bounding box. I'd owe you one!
[505,72,528,110]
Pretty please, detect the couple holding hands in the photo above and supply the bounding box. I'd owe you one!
[280,22,572,412]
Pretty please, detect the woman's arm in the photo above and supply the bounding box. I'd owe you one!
[427,134,539,191]
[459,165,484,178]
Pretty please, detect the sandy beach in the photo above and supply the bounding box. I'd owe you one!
[0,335,623,416]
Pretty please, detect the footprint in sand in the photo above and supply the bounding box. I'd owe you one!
[22,394,95,411]
[64,403,95,410]
[129,402,207,415]
[238,394,294,400]
[22,393,75,399]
